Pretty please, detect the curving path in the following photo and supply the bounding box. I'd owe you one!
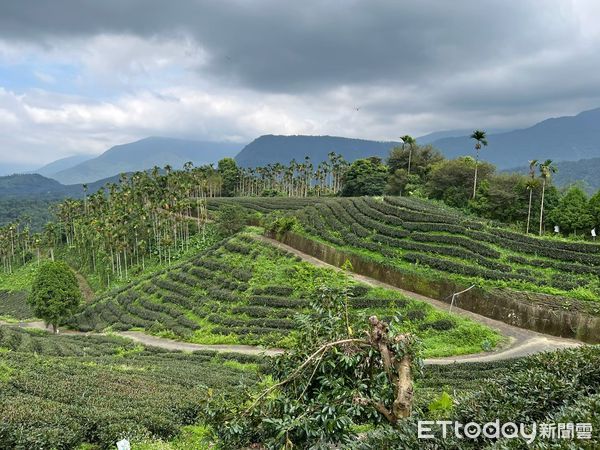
[253,235,582,364]
[2,236,581,363]
[0,320,281,356]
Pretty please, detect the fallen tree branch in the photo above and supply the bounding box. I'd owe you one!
[244,338,367,414]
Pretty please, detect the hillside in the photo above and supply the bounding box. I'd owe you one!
[51,136,243,184]
[234,134,400,167]
[0,173,68,197]
[431,107,600,168]
[0,173,122,199]
[68,231,499,357]
[292,196,600,301]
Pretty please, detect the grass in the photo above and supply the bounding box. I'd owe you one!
[132,425,213,450]
[0,262,39,292]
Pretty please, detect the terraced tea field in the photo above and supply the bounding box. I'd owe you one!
[0,325,260,449]
[69,232,501,357]
[207,197,317,214]
[293,196,600,302]
[0,290,32,320]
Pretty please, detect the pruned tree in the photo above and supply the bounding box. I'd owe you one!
[207,286,420,449]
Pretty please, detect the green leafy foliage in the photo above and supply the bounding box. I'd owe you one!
[0,325,260,449]
[548,185,594,235]
[207,287,422,449]
[341,157,389,196]
[0,290,33,320]
[28,260,82,331]
[293,196,600,302]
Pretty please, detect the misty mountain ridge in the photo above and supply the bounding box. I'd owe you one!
[0,173,123,199]
[507,157,600,194]
[36,154,93,178]
[50,136,244,184]
[430,107,600,168]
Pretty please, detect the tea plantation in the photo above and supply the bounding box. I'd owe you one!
[0,325,261,449]
[68,231,500,358]
[293,196,600,303]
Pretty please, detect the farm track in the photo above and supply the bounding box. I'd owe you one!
[0,320,283,356]
[253,234,582,364]
[1,235,581,362]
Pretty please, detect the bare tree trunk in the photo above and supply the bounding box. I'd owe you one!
[472,148,479,200]
[539,179,546,236]
[526,188,533,234]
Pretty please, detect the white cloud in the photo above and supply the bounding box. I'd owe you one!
[0,0,600,170]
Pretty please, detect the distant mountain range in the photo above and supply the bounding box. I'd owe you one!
[47,137,243,184]
[1,106,598,196]
[36,155,92,178]
[0,173,122,199]
[416,128,509,145]
[430,108,600,169]
[235,135,400,167]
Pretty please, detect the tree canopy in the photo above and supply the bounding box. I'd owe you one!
[28,261,82,333]
[548,186,593,235]
[217,158,240,197]
[427,157,495,208]
[341,157,388,197]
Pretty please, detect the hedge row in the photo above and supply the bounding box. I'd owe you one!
[231,305,296,319]
[466,229,600,266]
[507,254,600,276]
[252,286,294,297]
[207,314,295,330]
[249,295,308,309]
[410,231,500,259]
[401,252,535,284]
[0,290,32,320]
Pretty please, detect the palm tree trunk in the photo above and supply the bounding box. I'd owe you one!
[526,188,533,234]
[472,149,479,200]
[407,147,413,176]
[539,179,546,236]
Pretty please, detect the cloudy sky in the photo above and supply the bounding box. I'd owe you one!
[1,0,599,171]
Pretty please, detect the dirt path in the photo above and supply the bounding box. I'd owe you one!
[120,331,282,356]
[74,271,95,303]
[2,235,581,363]
[0,320,282,357]
[254,235,582,364]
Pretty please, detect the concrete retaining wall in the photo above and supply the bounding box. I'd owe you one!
[271,231,600,343]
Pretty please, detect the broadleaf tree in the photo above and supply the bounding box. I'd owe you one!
[28,261,83,333]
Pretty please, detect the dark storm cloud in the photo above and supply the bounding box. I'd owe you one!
[1,0,599,168]
[0,0,577,93]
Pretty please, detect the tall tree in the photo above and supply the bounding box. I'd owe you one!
[548,186,592,235]
[525,159,538,234]
[589,189,600,231]
[217,158,240,197]
[28,261,82,333]
[538,159,558,236]
[387,144,444,196]
[399,135,416,176]
[427,157,494,209]
[470,130,488,199]
[341,157,388,197]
